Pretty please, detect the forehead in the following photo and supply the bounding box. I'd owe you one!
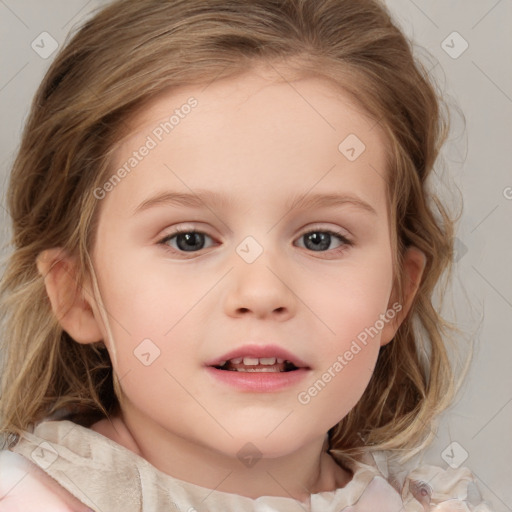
[121,65,383,148]
[106,66,391,219]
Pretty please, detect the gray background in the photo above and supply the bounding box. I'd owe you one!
[0,1,511,510]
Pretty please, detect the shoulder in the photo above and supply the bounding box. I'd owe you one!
[0,450,91,512]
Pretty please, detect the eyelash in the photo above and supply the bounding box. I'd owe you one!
[157,226,354,259]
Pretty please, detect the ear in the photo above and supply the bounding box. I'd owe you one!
[36,248,103,344]
[380,246,427,347]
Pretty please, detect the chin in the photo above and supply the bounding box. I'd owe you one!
[211,427,315,461]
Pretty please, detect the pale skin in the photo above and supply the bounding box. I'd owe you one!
[35,65,426,503]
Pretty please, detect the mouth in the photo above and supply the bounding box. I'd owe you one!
[205,344,310,373]
[212,357,300,373]
[205,344,310,392]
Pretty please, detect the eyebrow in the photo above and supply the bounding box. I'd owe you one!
[133,189,377,216]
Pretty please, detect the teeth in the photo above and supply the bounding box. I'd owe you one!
[233,368,279,372]
[231,357,279,366]
[242,357,259,366]
[216,356,295,367]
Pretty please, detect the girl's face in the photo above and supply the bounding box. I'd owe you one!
[90,67,397,459]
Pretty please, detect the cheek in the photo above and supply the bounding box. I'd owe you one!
[296,261,392,413]
[304,260,393,343]
[90,254,206,390]
[98,253,214,336]
[296,318,381,430]
[98,266,207,431]
[101,286,202,381]
[299,356,378,434]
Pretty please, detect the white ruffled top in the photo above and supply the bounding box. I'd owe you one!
[0,419,494,511]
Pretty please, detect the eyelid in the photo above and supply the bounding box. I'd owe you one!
[158,224,352,243]
[157,223,354,258]
[158,225,217,245]
[297,224,353,242]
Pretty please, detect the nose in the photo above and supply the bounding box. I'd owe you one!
[223,257,297,321]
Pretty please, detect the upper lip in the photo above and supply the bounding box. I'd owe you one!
[205,344,310,368]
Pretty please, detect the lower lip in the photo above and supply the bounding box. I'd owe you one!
[205,366,310,392]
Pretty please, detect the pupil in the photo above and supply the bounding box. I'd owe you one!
[176,232,204,251]
[305,232,330,251]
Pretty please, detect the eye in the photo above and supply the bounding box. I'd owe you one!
[157,226,353,258]
[159,227,215,255]
[295,228,353,254]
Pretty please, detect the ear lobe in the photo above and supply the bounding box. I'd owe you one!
[379,246,427,347]
[37,248,103,344]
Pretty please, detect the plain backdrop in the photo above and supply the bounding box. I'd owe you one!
[0,1,511,510]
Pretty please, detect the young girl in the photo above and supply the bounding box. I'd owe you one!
[0,0,494,510]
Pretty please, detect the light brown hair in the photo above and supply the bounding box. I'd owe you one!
[0,0,467,462]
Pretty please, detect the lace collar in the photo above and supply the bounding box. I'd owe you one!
[11,419,404,511]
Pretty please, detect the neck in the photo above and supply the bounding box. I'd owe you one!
[90,405,352,501]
